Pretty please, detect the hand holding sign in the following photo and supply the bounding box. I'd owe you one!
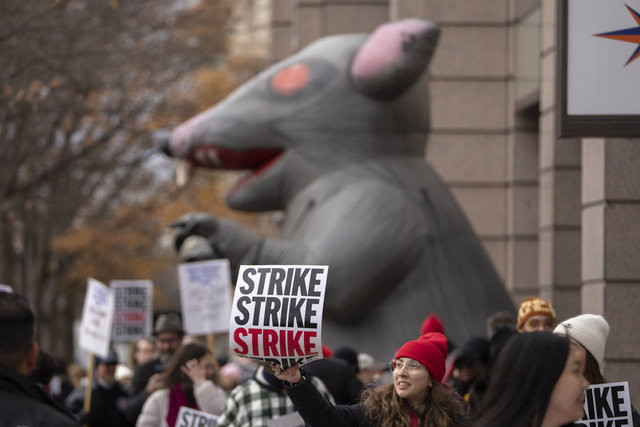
[273,363,302,384]
[229,265,328,369]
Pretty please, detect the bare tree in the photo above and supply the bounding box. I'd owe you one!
[0,0,233,358]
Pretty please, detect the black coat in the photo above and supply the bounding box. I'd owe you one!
[286,374,373,427]
[0,364,79,427]
[66,380,133,427]
[120,357,165,423]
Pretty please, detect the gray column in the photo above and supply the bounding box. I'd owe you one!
[582,138,640,405]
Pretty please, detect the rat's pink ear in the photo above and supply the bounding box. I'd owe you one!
[350,19,440,100]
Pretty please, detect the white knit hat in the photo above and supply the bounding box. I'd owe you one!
[357,353,376,371]
[553,314,609,371]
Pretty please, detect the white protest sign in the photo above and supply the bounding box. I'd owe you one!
[175,406,219,427]
[229,265,328,368]
[111,280,153,341]
[79,278,114,359]
[178,259,232,335]
[575,381,633,427]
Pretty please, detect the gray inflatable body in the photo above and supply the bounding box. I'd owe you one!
[164,19,514,360]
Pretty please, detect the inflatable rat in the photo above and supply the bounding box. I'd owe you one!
[164,19,514,360]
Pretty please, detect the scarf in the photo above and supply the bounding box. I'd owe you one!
[166,383,199,427]
[405,403,420,427]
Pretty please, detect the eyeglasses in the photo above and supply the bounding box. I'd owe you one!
[389,359,424,372]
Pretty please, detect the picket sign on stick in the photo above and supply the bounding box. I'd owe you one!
[229,265,328,369]
[78,278,114,422]
[207,333,215,355]
[83,353,95,416]
[79,278,115,358]
[178,259,233,337]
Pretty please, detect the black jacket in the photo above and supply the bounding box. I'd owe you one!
[286,372,373,427]
[287,372,468,427]
[120,357,165,423]
[65,380,133,427]
[0,364,79,427]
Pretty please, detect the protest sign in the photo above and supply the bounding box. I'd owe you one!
[229,265,328,368]
[575,381,633,427]
[111,280,153,341]
[178,259,232,335]
[175,406,219,427]
[79,278,114,359]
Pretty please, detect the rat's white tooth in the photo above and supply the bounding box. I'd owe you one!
[196,150,209,165]
[207,148,221,166]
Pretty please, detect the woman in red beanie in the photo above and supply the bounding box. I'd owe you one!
[276,332,464,426]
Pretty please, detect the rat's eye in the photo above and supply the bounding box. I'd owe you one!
[271,63,310,96]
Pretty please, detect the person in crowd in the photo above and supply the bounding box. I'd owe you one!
[134,337,156,367]
[0,291,79,426]
[66,350,133,427]
[334,347,387,391]
[67,363,87,389]
[334,346,359,368]
[485,310,516,338]
[517,297,557,333]
[50,357,76,404]
[31,349,57,394]
[465,323,517,417]
[123,313,185,423]
[136,342,226,427]
[116,363,134,392]
[473,331,589,427]
[554,314,640,426]
[304,345,363,404]
[277,332,464,426]
[421,312,456,353]
[216,361,335,427]
[356,352,383,389]
[447,337,490,400]
[218,361,243,393]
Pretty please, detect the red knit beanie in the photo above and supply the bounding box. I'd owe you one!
[394,332,448,383]
[420,313,445,336]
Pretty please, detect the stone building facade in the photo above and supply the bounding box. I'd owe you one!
[232,0,640,402]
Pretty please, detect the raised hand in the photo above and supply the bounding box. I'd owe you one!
[181,358,206,384]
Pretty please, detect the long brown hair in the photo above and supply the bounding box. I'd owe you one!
[162,342,213,406]
[361,381,463,426]
[584,350,607,384]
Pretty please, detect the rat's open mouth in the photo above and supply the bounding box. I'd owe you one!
[186,145,283,190]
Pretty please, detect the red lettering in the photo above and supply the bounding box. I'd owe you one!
[248,328,263,355]
[124,312,144,322]
[304,331,318,355]
[264,329,279,356]
[233,328,249,355]
[279,330,287,356]
[287,330,304,357]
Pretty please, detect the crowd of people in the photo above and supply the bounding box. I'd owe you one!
[1,288,638,426]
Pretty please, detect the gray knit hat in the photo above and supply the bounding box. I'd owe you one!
[553,314,609,371]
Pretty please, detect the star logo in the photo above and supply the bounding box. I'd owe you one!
[594,3,640,66]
